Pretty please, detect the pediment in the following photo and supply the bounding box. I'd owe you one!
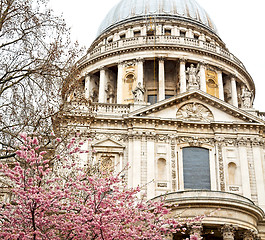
[128,90,264,124]
[92,138,125,149]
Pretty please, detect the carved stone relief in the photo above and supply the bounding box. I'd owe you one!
[217,143,225,191]
[176,103,214,122]
[171,141,177,191]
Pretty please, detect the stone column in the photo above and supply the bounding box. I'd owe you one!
[217,69,224,100]
[221,224,236,240]
[117,62,123,104]
[199,62,206,92]
[158,57,165,101]
[231,76,238,107]
[137,58,144,86]
[84,74,91,99]
[179,59,186,93]
[99,67,107,103]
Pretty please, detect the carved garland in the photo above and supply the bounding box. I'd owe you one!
[171,139,177,191]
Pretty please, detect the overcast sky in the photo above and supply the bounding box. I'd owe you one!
[49,0,265,111]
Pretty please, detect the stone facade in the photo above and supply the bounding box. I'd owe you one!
[61,0,265,238]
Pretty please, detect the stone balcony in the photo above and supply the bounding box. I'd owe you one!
[79,35,246,70]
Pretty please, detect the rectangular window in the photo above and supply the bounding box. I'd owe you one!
[120,34,126,39]
[180,31,186,37]
[134,30,141,37]
[147,29,155,36]
[183,147,211,190]
[165,29,171,36]
[147,95,157,105]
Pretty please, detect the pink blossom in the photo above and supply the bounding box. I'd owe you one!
[0,133,196,240]
[19,132,27,140]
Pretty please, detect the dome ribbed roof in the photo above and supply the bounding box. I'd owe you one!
[97,0,217,36]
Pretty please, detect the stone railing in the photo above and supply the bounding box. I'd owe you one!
[91,103,130,115]
[64,102,131,116]
[83,35,245,69]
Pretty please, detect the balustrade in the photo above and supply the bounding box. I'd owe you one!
[92,103,130,115]
[80,35,246,71]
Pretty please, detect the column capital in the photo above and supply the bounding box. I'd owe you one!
[116,60,125,66]
[216,66,225,73]
[241,229,258,240]
[189,222,203,237]
[84,73,92,79]
[136,57,145,63]
[158,56,165,62]
[99,66,108,71]
[230,74,237,80]
[221,224,237,240]
[199,61,207,67]
[179,57,187,64]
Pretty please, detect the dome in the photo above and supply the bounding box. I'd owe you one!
[97,0,217,36]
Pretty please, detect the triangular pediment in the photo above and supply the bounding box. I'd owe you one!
[92,138,125,148]
[128,90,264,124]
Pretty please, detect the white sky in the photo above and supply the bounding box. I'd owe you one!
[49,0,265,111]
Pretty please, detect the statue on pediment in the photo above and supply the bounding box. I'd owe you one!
[132,82,145,103]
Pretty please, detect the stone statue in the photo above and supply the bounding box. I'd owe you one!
[106,83,115,103]
[186,64,200,89]
[241,87,253,108]
[132,82,145,102]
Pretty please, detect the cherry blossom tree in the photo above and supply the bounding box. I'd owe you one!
[0,134,198,240]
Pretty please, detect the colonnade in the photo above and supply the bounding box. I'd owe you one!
[165,224,259,240]
[84,58,241,107]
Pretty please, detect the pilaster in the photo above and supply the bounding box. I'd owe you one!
[231,76,238,107]
[99,67,107,103]
[179,58,186,93]
[217,69,224,100]
[85,74,91,99]
[147,134,156,199]
[158,57,165,101]
[137,58,144,86]
[117,62,124,104]
[199,62,206,92]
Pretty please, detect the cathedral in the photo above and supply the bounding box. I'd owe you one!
[61,0,265,239]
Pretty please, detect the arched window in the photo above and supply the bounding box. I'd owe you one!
[183,147,210,190]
